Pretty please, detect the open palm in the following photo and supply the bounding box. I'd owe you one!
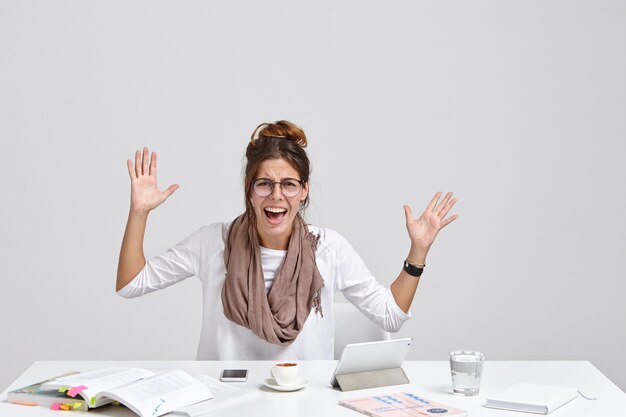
[404,192,458,249]
[127,147,179,213]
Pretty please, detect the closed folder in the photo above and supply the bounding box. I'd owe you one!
[484,383,578,415]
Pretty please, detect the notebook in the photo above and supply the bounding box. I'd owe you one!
[339,392,467,417]
[484,383,578,414]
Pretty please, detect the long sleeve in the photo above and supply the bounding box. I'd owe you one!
[116,226,209,298]
[328,229,411,332]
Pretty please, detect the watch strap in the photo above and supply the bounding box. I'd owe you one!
[403,260,424,277]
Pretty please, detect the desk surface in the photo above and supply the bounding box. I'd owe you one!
[1,361,624,416]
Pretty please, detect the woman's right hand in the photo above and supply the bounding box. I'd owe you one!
[127,147,179,213]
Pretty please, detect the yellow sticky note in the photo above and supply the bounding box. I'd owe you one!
[58,387,69,393]
[73,403,82,409]
[90,397,95,406]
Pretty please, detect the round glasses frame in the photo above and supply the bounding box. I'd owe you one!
[252,178,305,198]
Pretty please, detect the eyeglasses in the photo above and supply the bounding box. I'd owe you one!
[252,178,305,198]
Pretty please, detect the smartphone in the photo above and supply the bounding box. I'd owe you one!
[219,369,248,382]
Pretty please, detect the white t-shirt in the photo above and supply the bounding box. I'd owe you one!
[259,246,286,292]
[117,223,411,360]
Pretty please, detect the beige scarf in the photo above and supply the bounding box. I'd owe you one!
[221,213,324,346]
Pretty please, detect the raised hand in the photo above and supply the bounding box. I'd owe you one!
[403,192,458,251]
[127,147,179,213]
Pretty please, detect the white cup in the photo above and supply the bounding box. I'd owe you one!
[271,362,299,386]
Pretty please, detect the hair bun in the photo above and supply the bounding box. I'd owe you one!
[250,120,308,148]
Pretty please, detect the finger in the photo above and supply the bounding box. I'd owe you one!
[435,192,453,215]
[149,152,157,177]
[142,147,149,176]
[127,159,136,180]
[134,150,141,177]
[438,198,457,219]
[441,214,459,228]
[427,192,442,212]
[403,204,414,223]
[163,184,179,199]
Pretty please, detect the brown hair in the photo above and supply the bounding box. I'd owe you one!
[244,120,311,220]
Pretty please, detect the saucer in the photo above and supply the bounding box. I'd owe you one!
[263,377,308,392]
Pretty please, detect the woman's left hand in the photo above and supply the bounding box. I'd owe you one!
[404,192,459,250]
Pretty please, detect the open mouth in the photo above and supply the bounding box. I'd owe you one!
[264,207,287,225]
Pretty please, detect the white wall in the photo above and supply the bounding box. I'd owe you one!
[1,0,625,392]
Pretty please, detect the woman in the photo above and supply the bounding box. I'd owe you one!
[116,120,458,360]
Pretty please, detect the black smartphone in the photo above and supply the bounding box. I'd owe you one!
[219,369,249,382]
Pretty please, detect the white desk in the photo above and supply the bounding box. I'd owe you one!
[1,361,624,416]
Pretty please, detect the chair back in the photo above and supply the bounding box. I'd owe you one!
[333,302,390,359]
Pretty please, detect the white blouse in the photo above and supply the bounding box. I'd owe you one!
[117,223,411,360]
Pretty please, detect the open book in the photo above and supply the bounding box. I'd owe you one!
[39,367,213,417]
[7,372,88,410]
[171,375,261,417]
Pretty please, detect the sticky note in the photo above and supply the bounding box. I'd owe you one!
[58,387,69,393]
[73,403,82,409]
[68,385,88,397]
[50,403,61,410]
[11,401,38,406]
[90,397,95,406]
[60,404,71,410]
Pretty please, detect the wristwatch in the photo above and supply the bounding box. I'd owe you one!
[403,260,425,277]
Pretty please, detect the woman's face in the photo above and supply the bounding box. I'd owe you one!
[251,158,308,250]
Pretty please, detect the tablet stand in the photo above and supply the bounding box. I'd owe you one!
[334,367,410,392]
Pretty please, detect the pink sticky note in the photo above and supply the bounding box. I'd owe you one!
[50,403,61,410]
[67,385,88,397]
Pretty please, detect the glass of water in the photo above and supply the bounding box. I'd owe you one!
[449,350,485,396]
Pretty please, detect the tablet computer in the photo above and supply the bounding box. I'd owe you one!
[330,338,413,387]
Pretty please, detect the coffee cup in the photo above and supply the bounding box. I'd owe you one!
[271,362,299,386]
